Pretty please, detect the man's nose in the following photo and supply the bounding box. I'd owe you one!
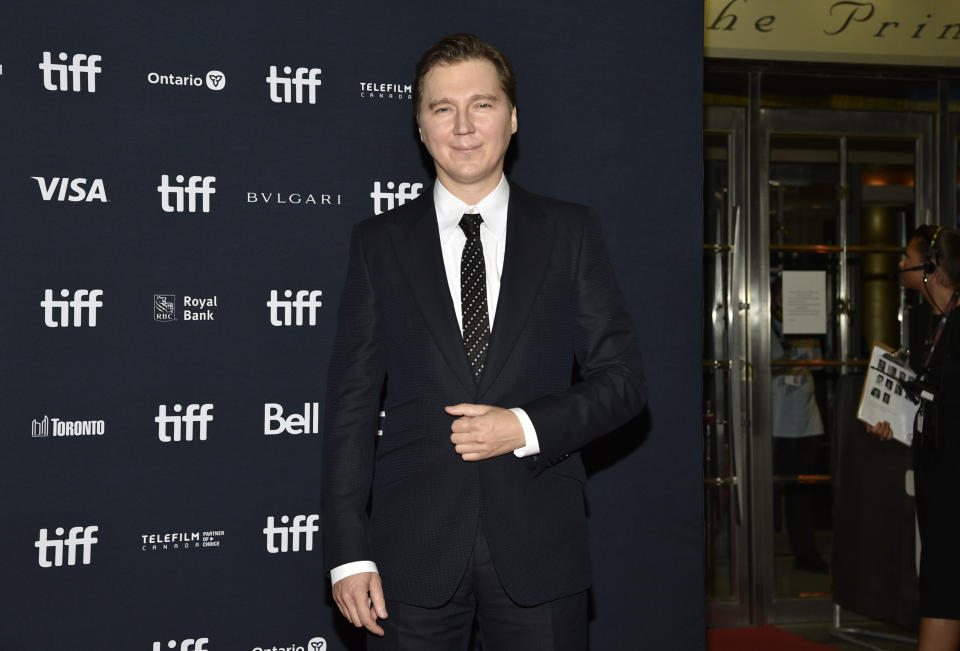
[453,109,474,135]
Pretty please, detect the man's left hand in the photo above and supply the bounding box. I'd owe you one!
[446,404,524,461]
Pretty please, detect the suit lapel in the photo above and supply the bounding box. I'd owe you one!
[387,192,477,395]
[479,186,556,398]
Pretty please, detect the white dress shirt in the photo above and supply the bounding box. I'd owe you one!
[330,175,540,585]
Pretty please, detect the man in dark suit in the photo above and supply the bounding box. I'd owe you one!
[322,33,646,650]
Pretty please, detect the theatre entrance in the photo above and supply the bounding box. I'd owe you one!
[703,100,941,626]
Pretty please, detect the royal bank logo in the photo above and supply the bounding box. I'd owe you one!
[154,294,219,322]
[267,65,322,104]
[253,637,326,651]
[153,639,209,651]
[155,403,214,442]
[31,415,105,438]
[267,290,322,326]
[41,289,103,327]
[35,525,98,567]
[39,51,101,92]
[246,191,342,207]
[158,175,216,213]
[359,80,412,101]
[264,402,321,435]
[155,295,176,322]
[263,514,319,553]
[31,176,108,202]
[371,181,423,215]
[141,529,224,551]
[147,69,225,91]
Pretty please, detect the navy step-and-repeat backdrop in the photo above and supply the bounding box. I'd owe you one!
[1,2,703,649]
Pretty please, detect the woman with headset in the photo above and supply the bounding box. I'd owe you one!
[869,226,960,650]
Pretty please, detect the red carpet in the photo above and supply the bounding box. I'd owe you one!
[707,625,834,651]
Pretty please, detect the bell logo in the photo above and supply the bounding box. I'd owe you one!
[157,175,216,213]
[263,514,319,553]
[266,65,322,104]
[39,51,101,92]
[264,402,321,435]
[41,289,103,328]
[267,290,322,326]
[155,404,214,442]
[371,181,423,215]
[153,639,209,651]
[31,177,107,202]
[35,525,98,567]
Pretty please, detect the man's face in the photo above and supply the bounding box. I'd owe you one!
[417,58,517,196]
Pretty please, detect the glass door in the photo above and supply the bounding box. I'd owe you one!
[749,110,934,623]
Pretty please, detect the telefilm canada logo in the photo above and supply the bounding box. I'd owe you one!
[31,414,105,438]
[41,289,103,327]
[147,69,225,91]
[141,529,224,552]
[253,637,326,651]
[371,181,422,215]
[158,175,216,213]
[35,525,98,567]
[263,514,319,553]
[39,51,101,92]
[153,638,209,651]
[359,80,412,101]
[31,176,108,202]
[267,65,321,104]
[154,294,220,322]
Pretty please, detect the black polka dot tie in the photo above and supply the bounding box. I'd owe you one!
[459,213,490,383]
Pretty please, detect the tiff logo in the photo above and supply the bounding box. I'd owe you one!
[267,290,322,326]
[157,175,216,213]
[39,51,101,92]
[266,65,322,104]
[155,404,214,442]
[41,289,103,327]
[153,640,209,651]
[31,176,107,202]
[371,181,422,215]
[263,514,319,553]
[35,525,98,567]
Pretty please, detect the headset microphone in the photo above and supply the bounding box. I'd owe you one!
[902,263,936,273]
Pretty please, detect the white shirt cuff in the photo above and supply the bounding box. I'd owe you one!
[330,560,379,585]
[510,408,540,457]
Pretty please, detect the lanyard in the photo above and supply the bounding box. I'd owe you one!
[924,289,960,371]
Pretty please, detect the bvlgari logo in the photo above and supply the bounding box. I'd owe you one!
[246,191,342,207]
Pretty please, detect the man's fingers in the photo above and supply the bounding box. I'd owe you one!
[445,403,488,417]
[370,574,388,620]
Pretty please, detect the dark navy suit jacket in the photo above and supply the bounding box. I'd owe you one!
[322,183,646,607]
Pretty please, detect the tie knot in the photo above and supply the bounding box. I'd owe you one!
[459,213,483,238]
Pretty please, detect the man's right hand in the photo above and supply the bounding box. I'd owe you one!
[866,421,894,440]
[332,571,388,636]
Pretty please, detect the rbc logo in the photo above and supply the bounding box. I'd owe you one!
[155,404,214,442]
[39,51,101,92]
[41,289,103,327]
[266,65,322,104]
[267,290,323,326]
[263,514,319,553]
[31,176,107,202]
[35,525,98,567]
[371,181,423,215]
[157,175,216,213]
[153,640,209,651]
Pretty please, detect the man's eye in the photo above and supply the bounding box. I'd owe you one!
[435,107,450,114]
[476,103,491,109]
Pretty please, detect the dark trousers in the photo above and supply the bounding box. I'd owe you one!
[367,526,588,651]
[773,435,822,561]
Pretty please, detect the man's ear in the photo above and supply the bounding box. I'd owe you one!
[510,106,518,134]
